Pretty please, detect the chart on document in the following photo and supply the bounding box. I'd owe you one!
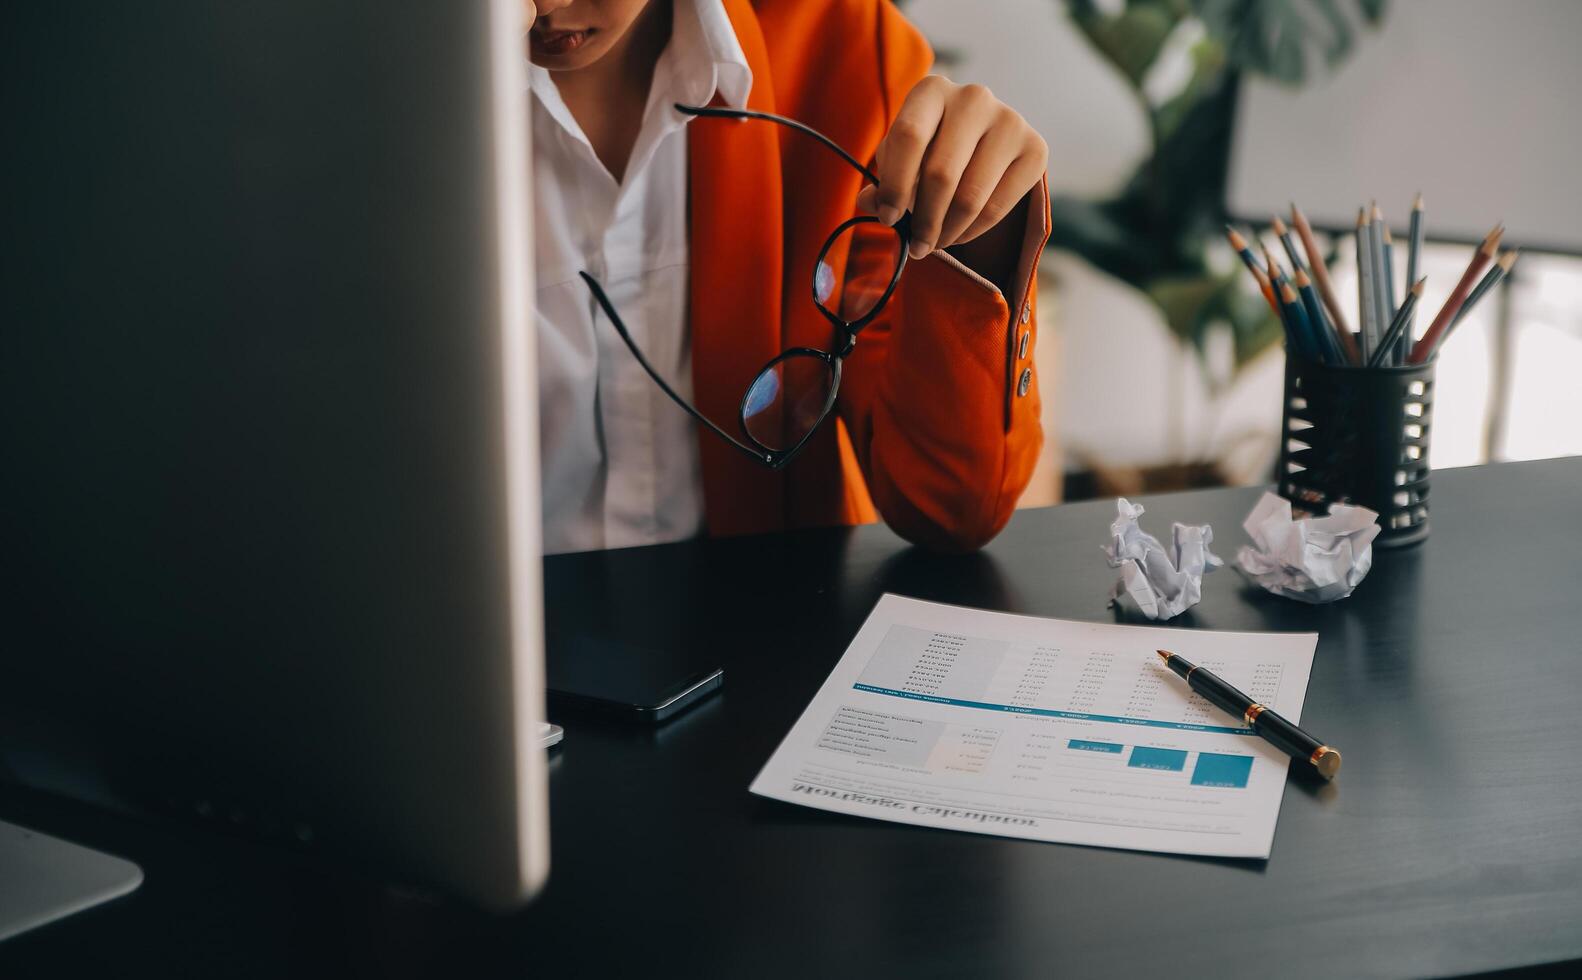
[751,595,1318,858]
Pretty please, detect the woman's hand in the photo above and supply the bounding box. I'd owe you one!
[856,76,1047,261]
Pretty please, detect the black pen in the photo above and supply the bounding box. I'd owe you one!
[1157,650,1342,780]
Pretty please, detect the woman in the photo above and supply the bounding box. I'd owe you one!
[527,0,1049,554]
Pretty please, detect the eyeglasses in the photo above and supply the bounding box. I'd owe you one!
[578,103,911,471]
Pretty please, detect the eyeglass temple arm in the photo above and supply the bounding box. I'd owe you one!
[674,103,881,186]
[577,272,775,467]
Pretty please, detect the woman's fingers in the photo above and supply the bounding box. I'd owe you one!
[872,77,948,229]
[931,109,1025,250]
[869,76,1047,260]
[905,83,998,259]
[855,184,880,217]
[953,144,1046,247]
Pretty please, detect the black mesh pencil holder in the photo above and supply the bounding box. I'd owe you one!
[1277,353,1433,548]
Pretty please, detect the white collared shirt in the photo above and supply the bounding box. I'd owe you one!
[530,0,751,555]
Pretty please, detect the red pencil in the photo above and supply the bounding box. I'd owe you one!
[1410,224,1504,362]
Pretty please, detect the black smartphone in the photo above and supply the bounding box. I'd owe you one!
[546,633,723,724]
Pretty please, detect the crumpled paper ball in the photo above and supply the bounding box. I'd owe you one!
[1103,498,1222,620]
[1236,492,1380,603]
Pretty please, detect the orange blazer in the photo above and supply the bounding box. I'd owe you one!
[689,0,1050,552]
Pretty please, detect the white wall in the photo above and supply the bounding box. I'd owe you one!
[906,0,1146,200]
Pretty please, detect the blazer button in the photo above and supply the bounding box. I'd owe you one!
[1020,301,1031,324]
[1017,366,1032,397]
[1018,331,1030,359]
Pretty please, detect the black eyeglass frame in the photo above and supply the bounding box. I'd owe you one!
[578,102,911,471]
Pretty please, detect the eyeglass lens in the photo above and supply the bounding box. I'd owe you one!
[741,352,837,452]
[815,221,905,323]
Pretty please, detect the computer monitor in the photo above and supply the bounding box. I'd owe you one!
[0,0,547,919]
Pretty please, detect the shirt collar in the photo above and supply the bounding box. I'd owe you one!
[685,0,751,111]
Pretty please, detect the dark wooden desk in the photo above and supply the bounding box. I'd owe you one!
[4,459,1582,978]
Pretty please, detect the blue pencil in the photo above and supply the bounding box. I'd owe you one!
[1369,279,1425,368]
[1402,193,1424,362]
[1279,280,1322,363]
[1225,225,1279,312]
[1272,215,1306,276]
[1294,267,1341,365]
[1265,243,1320,362]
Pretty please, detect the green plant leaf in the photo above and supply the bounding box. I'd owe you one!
[1303,0,1351,68]
[1049,195,1162,286]
[1188,0,1389,85]
[1046,0,1389,379]
[1153,37,1228,143]
[1069,1,1181,87]
[1148,275,1226,350]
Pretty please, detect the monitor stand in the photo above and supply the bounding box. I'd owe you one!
[0,819,142,942]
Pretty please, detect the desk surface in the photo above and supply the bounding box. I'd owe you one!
[4,459,1582,979]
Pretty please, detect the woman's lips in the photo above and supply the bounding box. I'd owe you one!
[531,28,593,56]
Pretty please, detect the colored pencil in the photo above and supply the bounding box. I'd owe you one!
[1264,243,1309,359]
[1294,267,1340,365]
[1381,225,1398,364]
[1368,278,1425,368]
[1427,250,1520,360]
[1451,249,1518,330]
[1368,203,1391,358]
[1261,241,1286,281]
[1290,203,1356,361]
[1274,246,1337,364]
[1262,242,1298,323]
[1410,224,1504,362]
[1279,281,1318,362]
[1382,225,1398,319]
[1226,225,1278,311]
[1356,208,1376,362]
[1272,215,1306,277]
[1403,192,1424,362]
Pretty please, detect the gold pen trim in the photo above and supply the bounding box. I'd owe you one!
[1311,745,1342,779]
[1244,703,1266,725]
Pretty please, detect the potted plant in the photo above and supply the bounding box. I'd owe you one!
[1051,0,1387,494]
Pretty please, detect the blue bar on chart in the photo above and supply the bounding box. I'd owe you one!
[1191,752,1254,788]
[1127,747,1188,772]
[1068,739,1125,754]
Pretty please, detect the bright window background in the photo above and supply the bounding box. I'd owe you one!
[1326,243,1582,468]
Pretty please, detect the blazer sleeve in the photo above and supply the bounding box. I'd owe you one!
[833,3,1051,553]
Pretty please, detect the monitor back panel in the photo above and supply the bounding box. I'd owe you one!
[0,0,546,906]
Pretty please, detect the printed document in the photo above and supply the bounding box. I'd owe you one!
[751,595,1318,858]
